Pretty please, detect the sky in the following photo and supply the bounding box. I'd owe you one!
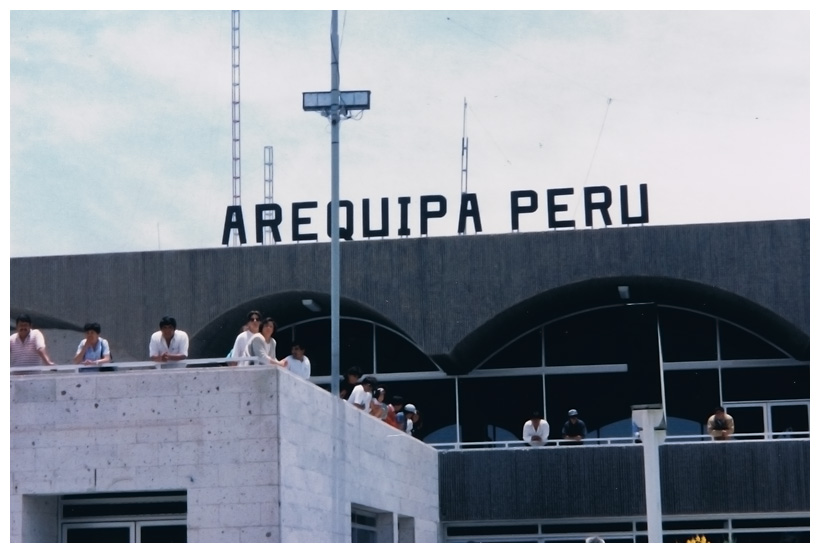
[7,8,811,258]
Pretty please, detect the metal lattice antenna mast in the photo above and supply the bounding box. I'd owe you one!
[460,97,469,195]
[230,10,242,246]
[263,146,274,245]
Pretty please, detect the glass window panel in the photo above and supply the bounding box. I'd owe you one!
[458,376,544,443]
[340,320,375,374]
[771,405,809,437]
[480,329,542,369]
[545,372,631,438]
[544,308,628,366]
[719,322,787,360]
[721,365,809,401]
[139,524,187,543]
[733,531,809,543]
[65,526,131,543]
[375,327,439,373]
[725,406,765,440]
[658,308,717,362]
[663,369,719,433]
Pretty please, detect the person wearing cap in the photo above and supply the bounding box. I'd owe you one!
[348,376,377,413]
[561,409,587,444]
[523,411,550,446]
[707,406,735,440]
[404,403,421,436]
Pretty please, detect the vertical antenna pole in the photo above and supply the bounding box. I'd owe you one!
[231,10,242,246]
[263,146,274,245]
[460,97,469,195]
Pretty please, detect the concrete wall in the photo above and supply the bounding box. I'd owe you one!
[438,440,810,522]
[10,366,439,543]
[10,220,810,364]
[277,369,439,542]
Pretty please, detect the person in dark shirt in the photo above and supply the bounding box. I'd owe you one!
[561,409,587,444]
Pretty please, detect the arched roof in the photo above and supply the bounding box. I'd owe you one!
[446,276,809,375]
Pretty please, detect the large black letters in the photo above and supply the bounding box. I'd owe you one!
[457,193,482,234]
[510,190,538,231]
[221,206,247,245]
[420,195,447,235]
[255,203,282,243]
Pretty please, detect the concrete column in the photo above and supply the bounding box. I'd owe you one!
[632,404,666,543]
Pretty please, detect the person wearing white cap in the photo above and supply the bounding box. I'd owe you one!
[561,408,587,444]
[404,403,420,436]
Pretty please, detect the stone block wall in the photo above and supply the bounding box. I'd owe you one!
[10,365,439,542]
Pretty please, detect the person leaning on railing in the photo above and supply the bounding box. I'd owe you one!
[706,406,735,441]
[73,322,112,367]
[10,314,55,367]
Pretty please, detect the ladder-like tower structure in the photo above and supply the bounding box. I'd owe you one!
[263,146,274,245]
[460,97,469,195]
[230,10,242,246]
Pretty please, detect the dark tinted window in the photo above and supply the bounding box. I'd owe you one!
[458,376,544,442]
[375,326,440,373]
[140,524,187,543]
[659,308,717,362]
[545,371,631,435]
[722,365,809,401]
[719,321,787,360]
[544,308,628,366]
[480,329,543,369]
[663,369,719,427]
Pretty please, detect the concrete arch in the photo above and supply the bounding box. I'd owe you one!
[447,276,810,375]
[190,290,413,358]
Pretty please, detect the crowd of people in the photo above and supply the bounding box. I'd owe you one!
[523,406,737,445]
[340,366,422,437]
[9,312,312,380]
[10,313,422,437]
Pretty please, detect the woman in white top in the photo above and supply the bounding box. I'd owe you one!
[248,317,288,368]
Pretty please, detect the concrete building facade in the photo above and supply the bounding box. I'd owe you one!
[10,366,439,543]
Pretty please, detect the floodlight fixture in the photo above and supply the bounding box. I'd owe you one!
[303,90,371,114]
[302,299,322,313]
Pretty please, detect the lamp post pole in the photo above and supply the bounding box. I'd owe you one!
[303,14,370,395]
[329,10,341,398]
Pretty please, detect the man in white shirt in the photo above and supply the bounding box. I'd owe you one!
[228,310,261,366]
[523,411,550,446]
[284,342,311,379]
[347,376,377,413]
[148,316,189,368]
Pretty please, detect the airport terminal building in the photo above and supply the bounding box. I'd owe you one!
[10,218,810,542]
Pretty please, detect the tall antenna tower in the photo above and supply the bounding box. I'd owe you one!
[230,10,242,246]
[460,97,469,195]
[263,146,274,245]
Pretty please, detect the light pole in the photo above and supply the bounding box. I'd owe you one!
[302,13,370,397]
